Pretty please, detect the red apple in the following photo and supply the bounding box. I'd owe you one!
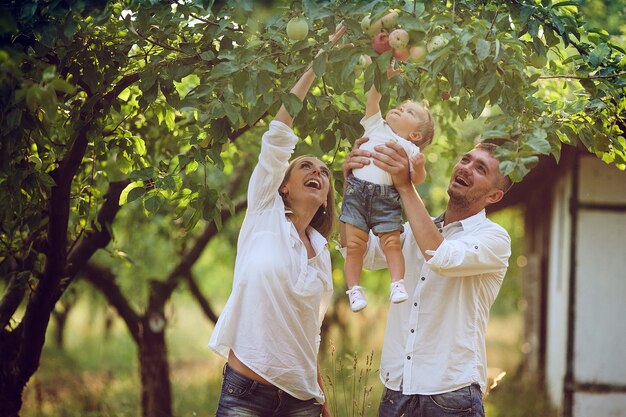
[393,47,410,61]
[388,29,409,49]
[372,32,391,54]
[409,45,427,62]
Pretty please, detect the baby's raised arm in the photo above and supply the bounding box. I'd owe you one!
[364,59,402,118]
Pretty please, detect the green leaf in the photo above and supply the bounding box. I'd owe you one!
[38,173,56,189]
[133,136,146,156]
[525,128,551,154]
[129,167,157,181]
[499,160,516,177]
[223,102,240,125]
[209,61,239,79]
[139,70,157,93]
[588,43,611,67]
[551,1,580,9]
[144,193,164,213]
[119,181,145,205]
[199,51,215,61]
[156,175,178,191]
[475,39,491,61]
[475,73,497,99]
[281,92,303,118]
[165,107,176,131]
[49,78,76,95]
[312,52,327,78]
[185,160,199,174]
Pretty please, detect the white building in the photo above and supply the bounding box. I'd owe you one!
[491,145,626,417]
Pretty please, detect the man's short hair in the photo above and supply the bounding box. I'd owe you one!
[474,142,513,193]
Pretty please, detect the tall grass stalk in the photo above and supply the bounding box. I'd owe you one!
[324,342,375,417]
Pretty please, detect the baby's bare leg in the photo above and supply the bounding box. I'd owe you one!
[344,224,370,288]
[379,231,404,282]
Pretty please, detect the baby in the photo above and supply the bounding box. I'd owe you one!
[340,63,434,312]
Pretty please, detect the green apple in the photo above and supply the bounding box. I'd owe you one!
[287,17,309,41]
[361,14,382,36]
[427,35,447,53]
[381,10,399,29]
[389,29,409,49]
[354,54,372,76]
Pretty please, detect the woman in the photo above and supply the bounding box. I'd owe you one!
[209,22,346,417]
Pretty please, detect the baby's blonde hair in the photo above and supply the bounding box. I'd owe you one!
[404,99,435,148]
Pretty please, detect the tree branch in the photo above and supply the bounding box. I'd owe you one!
[151,196,248,309]
[228,111,269,141]
[538,70,626,80]
[182,270,219,324]
[66,180,129,282]
[0,274,26,330]
[80,263,141,342]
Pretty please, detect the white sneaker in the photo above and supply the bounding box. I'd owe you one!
[346,286,368,312]
[390,280,408,303]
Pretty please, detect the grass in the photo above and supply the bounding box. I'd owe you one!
[20,298,555,417]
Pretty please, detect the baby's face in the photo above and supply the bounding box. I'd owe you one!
[385,101,424,141]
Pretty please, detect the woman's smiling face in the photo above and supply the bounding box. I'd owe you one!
[281,156,331,207]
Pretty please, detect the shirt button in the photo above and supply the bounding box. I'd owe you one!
[421,277,425,281]
[438,229,442,233]
[413,302,417,306]
[410,329,415,333]
[474,245,479,249]
[407,355,411,360]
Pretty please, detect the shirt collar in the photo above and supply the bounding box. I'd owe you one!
[285,216,328,251]
[434,209,487,231]
[307,226,328,252]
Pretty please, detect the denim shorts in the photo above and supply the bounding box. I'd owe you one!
[215,363,322,417]
[377,384,485,417]
[339,175,403,235]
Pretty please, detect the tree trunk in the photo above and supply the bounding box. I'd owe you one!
[138,313,173,417]
[52,309,69,349]
[0,329,24,417]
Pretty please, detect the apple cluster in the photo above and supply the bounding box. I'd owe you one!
[361,11,426,63]
[360,11,449,66]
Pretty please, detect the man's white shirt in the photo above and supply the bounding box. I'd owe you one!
[357,210,511,394]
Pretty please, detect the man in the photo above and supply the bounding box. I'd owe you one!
[341,138,513,417]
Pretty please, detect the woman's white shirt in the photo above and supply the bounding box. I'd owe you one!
[208,120,333,403]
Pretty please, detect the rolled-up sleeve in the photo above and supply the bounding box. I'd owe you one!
[247,120,299,212]
[425,228,511,277]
